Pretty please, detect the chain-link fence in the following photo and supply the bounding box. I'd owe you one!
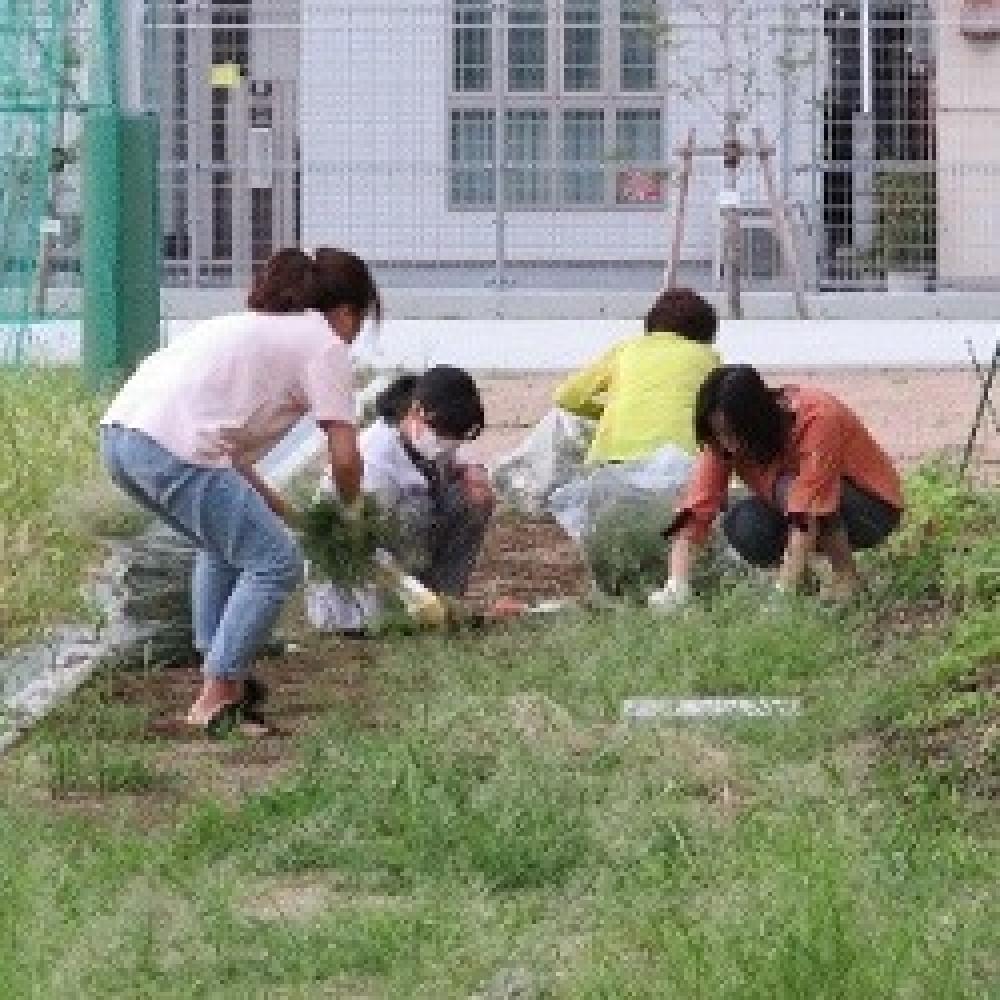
[151,0,992,300]
[0,0,124,362]
[8,1,1000,318]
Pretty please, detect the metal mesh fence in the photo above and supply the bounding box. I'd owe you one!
[0,0,72,336]
[9,1,1000,316]
[0,0,119,362]
[152,0,990,301]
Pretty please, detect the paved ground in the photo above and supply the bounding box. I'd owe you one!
[462,368,999,478]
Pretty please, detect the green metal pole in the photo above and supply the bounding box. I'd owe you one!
[81,0,160,390]
[81,109,161,389]
[118,111,161,376]
[81,108,125,389]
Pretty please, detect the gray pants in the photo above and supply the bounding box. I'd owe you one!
[417,476,493,596]
[723,476,901,569]
[370,473,491,595]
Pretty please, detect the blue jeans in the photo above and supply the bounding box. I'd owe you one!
[100,425,303,680]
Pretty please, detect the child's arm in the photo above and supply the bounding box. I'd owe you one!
[553,348,615,420]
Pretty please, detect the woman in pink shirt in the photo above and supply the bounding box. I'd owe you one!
[649,364,904,610]
[100,247,380,733]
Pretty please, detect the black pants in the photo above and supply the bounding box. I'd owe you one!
[723,476,902,569]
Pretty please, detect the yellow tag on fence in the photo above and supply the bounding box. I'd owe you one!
[210,63,242,88]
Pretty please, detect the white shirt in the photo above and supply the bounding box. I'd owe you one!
[359,418,433,498]
[308,419,451,632]
[102,310,356,468]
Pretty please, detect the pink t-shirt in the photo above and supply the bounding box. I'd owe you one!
[102,310,355,468]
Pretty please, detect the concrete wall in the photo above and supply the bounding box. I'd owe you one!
[12,316,998,369]
[937,0,1000,282]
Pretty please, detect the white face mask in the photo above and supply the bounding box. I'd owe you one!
[410,426,461,461]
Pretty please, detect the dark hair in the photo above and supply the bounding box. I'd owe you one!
[645,287,718,343]
[247,246,381,321]
[412,365,485,440]
[693,364,789,464]
[375,374,419,425]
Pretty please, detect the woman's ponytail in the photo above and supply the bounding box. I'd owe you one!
[247,248,316,313]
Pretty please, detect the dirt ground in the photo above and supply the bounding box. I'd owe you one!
[463,368,1000,476]
[463,513,589,611]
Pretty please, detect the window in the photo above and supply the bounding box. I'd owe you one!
[509,0,546,92]
[615,109,663,203]
[454,0,492,91]
[448,1,664,210]
[505,110,551,206]
[562,110,605,204]
[621,0,657,91]
[564,0,602,92]
[450,110,496,207]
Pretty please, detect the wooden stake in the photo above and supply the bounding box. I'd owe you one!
[753,126,809,319]
[664,128,695,290]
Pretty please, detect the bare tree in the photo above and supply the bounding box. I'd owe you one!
[647,0,818,317]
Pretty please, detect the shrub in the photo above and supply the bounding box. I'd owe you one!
[583,499,667,601]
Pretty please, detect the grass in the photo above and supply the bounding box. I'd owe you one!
[0,368,111,649]
[0,374,997,997]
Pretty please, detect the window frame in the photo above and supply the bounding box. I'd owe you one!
[447,0,667,212]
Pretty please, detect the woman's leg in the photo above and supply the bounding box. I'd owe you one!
[815,480,901,597]
[829,479,902,550]
[100,426,202,546]
[192,550,240,657]
[721,494,788,568]
[101,425,301,722]
[180,469,302,681]
[722,475,900,582]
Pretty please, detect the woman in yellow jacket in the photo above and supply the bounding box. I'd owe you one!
[554,287,721,462]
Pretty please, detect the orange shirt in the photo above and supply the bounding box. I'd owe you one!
[678,386,904,544]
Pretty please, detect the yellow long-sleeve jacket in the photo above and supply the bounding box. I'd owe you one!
[553,332,721,463]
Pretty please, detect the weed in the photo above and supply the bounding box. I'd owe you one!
[0,368,108,648]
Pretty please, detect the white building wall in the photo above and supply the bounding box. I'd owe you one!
[301,1,817,268]
[937,0,1000,282]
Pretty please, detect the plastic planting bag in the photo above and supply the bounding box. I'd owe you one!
[490,408,597,516]
[546,446,695,601]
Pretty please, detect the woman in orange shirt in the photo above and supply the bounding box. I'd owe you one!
[649,365,904,609]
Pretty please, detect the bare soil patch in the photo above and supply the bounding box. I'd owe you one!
[463,513,589,612]
[905,678,999,801]
[11,516,587,827]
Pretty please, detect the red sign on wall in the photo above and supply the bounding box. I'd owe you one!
[616,170,663,205]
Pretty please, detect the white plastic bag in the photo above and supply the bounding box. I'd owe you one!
[546,446,694,599]
[304,574,382,632]
[490,408,596,516]
[546,445,693,544]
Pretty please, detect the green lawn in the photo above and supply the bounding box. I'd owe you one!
[0,371,997,998]
[0,368,108,649]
